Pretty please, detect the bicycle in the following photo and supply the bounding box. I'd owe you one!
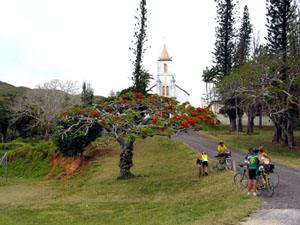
[196,159,202,177]
[215,152,233,170]
[233,163,248,189]
[256,165,274,197]
[265,164,279,188]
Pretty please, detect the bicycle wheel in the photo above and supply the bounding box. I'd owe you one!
[264,177,274,197]
[217,162,224,170]
[226,158,233,170]
[198,166,202,177]
[269,171,279,188]
[234,173,248,189]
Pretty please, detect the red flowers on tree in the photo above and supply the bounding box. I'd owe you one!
[133,92,145,99]
[188,119,196,125]
[90,111,100,118]
[182,114,189,120]
[151,119,158,124]
[180,121,189,128]
[196,107,206,113]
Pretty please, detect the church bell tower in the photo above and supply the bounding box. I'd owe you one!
[156,45,176,98]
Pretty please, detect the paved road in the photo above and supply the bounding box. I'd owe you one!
[174,130,300,225]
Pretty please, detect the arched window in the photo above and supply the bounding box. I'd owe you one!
[166,86,169,97]
[162,86,165,96]
[163,63,168,73]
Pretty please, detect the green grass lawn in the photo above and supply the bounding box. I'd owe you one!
[0,137,259,225]
[203,126,300,169]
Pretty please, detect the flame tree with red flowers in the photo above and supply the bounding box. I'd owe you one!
[54,92,217,178]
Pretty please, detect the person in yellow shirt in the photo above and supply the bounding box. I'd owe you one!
[217,140,227,157]
[201,152,208,176]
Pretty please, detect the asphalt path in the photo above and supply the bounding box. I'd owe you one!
[174,130,300,225]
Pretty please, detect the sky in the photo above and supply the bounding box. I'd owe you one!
[0,0,268,106]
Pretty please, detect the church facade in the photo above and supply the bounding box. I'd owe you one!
[150,45,189,102]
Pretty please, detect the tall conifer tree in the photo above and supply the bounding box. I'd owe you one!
[234,5,253,67]
[266,0,296,146]
[213,0,236,79]
[130,0,152,94]
[266,0,294,63]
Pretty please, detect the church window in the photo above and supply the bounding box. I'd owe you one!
[166,86,169,96]
[163,63,168,73]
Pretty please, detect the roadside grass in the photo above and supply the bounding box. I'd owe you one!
[0,137,259,225]
[203,126,300,169]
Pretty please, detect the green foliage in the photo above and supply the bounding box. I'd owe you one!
[234,5,253,67]
[130,0,152,93]
[0,101,9,141]
[10,114,40,139]
[0,81,28,103]
[202,66,219,83]
[0,138,55,178]
[54,115,102,156]
[266,0,294,59]
[214,0,237,78]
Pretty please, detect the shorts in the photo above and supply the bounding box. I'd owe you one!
[248,169,257,180]
[202,161,208,167]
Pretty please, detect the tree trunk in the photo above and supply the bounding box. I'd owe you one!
[229,116,236,131]
[286,110,295,148]
[119,138,135,178]
[238,115,243,132]
[259,112,263,129]
[247,116,255,135]
[272,122,282,144]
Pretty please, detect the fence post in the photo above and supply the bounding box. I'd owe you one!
[233,160,236,173]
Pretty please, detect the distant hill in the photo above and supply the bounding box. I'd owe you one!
[0,80,106,105]
[0,81,30,103]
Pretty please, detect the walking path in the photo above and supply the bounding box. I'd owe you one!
[174,130,300,225]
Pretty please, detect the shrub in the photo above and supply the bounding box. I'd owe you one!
[54,116,102,156]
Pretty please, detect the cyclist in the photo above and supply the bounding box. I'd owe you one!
[217,140,228,157]
[201,152,208,176]
[247,148,259,196]
[258,146,272,165]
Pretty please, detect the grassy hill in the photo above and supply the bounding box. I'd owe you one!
[0,81,29,103]
[0,137,259,225]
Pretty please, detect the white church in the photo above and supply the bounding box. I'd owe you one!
[149,45,189,102]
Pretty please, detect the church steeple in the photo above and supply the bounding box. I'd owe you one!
[146,43,189,102]
[159,45,172,61]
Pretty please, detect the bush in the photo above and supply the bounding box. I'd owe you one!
[54,116,103,156]
[0,138,55,178]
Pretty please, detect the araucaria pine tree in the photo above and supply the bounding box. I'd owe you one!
[213,0,240,131]
[81,82,94,107]
[288,1,300,60]
[266,0,297,147]
[234,5,253,67]
[213,0,236,79]
[130,0,152,94]
[266,0,294,63]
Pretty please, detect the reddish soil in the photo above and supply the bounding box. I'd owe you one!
[47,146,114,179]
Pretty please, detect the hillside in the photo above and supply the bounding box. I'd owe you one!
[0,81,29,103]
[0,137,259,225]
